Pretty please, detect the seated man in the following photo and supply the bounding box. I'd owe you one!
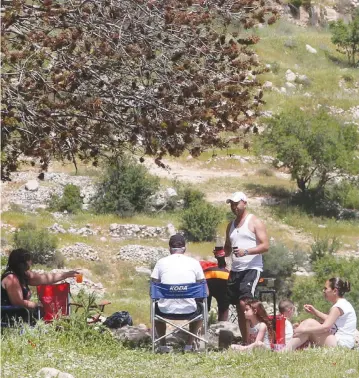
[151,233,206,352]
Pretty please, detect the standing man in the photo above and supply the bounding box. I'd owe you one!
[151,233,206,352]
[224,191,269,344]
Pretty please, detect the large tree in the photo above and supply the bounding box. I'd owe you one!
[260,109,359,193]
[1,0,280,180]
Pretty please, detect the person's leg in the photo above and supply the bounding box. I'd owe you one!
[154,320,167,346]
[218,308,229,322]
[237,299,248,343]
[285,319,337,350]
[188,319,202,346]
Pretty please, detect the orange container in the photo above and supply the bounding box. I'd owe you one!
[75,273,83,283]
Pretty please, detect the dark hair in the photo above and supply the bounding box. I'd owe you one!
[278,299,294,314]
[1,249,32,286]
[169,233,186,248]
[328,277,351,297]
[246,299,275,344]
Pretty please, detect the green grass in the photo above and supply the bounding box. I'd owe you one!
[249,20,359,112]
[1,324,359,378]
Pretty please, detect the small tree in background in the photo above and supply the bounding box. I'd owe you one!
[92,157,159,217]
[49,184,83,214]
[260,109,359,193]
[13,223,58,265]
[181,202,223,242]
[330,12,359,65]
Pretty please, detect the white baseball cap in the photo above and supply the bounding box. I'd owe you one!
[226,191,247,204]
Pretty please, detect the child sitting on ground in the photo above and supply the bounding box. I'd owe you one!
[231,299,274,351]
[278,299,296,345]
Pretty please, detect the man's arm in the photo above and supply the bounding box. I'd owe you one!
[224,222,232,257]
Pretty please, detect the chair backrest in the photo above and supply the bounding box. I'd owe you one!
[37,283,70,322]
[150,281,207,300]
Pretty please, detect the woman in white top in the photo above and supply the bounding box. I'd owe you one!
[286,277,357,350]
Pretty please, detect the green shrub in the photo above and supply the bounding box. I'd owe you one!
[13,223,58,265]
[182,188,205,209]
[49,184,82,214]
[310,236,340,263]
[325,180,359,210]
[256,167,274,177]
[92,157,160,217]
[181,202,223,242]
[263,243,308,297]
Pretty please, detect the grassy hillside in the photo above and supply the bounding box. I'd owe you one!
[252,20,359,112]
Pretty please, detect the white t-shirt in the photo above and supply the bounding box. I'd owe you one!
[285,319,293,345]
[332,298,357,348]
[151,253,205,314]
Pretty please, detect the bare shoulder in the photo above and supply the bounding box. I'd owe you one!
[2,273,20,287]
[249,214,266,231]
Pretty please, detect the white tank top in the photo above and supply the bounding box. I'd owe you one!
[229,214,263,272]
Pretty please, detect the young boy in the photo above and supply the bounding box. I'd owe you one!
[278,299,296,345]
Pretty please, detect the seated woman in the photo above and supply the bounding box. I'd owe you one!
[1,248,79,325]
[286,277,357,350]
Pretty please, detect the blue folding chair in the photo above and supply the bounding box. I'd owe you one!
[1,305,41,328]
[150,281,208,353]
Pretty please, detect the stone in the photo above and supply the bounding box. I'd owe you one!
[280,87,287,94]
[25,180,39,191]
[166,187,177,197]
[36,367,74,378]
[285,69,296,82]
[135,266,152,275]
[306,44,317,54]
[166,223,176,236]
[296,74,311,86]
[110,325,151,345]
[285,82,296,91]
[263,81,273,90]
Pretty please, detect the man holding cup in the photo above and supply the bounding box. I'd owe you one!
[223,191,269,344]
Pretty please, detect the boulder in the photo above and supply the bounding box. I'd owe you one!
[25,180,39,191]
[263,81,273,90]
[285,69,296,82]
[36,368,74,378]
[306,44,317,54]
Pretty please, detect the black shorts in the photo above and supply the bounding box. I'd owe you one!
[227,269,261,304]
[155,302,203,320]
[207,278,229,312]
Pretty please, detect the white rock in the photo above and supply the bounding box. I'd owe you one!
[285,69,296,82]
[263,81,273,90]
[285,82,296,91]
[166,187,177,197]
[166,223,176,236]
[36,367,74,378]
[280,87,287,94]
[25,180,39,191]
[100,237,107,242]
[318,224,327,228]
[306,44,317,54]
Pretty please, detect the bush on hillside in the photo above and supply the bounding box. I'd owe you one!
[91,157,159,217]
[310,236,340,263]
[325,180,359,210]
[182,188,205,209]
[13,223,58,265]
[263,243,307,297]
[49,184,83,214]
[181,201,223,242]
